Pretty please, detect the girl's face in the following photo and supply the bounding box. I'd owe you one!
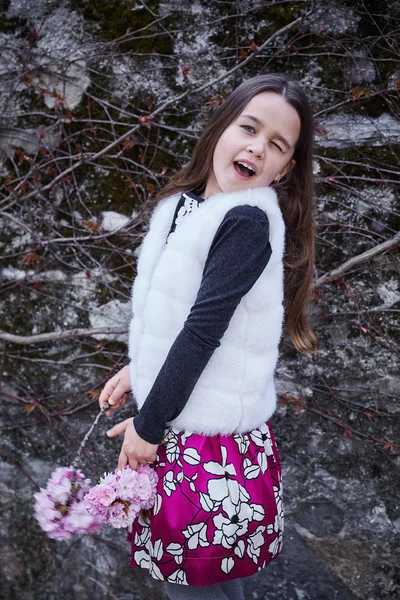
[204,91,301,198]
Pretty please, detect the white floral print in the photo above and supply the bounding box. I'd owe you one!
[129,421,284,585]
[221,556,235,574]
[167,569,188,584]
[247,525,266,564]
[182,521,209,550]
[204,445,240,507]
[212,498,253,549]
[233,432,250,455]
[250,423,274,458]
[166,541,184,565]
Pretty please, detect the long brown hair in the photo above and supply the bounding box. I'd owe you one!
[155,73,318,353]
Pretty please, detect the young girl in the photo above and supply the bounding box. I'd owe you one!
[99,73,318,599]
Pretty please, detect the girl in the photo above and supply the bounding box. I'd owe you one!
[99,73,318,599]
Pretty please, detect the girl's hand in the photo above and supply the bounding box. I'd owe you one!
[98,365,131,417]
[106,418,158,471]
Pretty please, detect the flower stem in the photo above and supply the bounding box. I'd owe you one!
[71,401,111,470]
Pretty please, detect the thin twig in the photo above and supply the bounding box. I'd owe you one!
[0,328,128,345]
[313,231,400,290]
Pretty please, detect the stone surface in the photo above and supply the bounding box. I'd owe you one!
[315,113,400,149]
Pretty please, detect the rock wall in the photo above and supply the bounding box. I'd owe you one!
[0,1,399,598]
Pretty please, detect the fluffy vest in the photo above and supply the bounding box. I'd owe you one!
[128,186,285,436]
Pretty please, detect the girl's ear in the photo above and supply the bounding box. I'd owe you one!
[280,159,296,179]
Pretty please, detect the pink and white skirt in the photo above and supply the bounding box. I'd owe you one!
[127,420,284,586]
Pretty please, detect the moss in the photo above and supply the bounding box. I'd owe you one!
[0,1,26,33]
[69,0,174,55]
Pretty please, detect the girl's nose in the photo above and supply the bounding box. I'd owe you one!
[247,142,265,159]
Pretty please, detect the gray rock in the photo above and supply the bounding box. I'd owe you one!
[315,113,400,149]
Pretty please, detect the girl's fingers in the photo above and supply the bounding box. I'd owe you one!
[106,418,131,437]
[107,388,121,407]
[98,367,131,413]
[118,449,128,471]
[118,448,140,472]
[128,456,140,471]
[99,386,114,411]
[105,392,129,417]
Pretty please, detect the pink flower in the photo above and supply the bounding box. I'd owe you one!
[99,471,116,486]
[95,484,117,507]
[135,473,152,502]
[82,465,158,530]
[116,469,138,500]
[47,477,71,504]
[108,502,126,527]
[33,466,102,540]
[65,503,102,534]
[34,464,159,538]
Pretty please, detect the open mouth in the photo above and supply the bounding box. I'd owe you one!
[233,161,256,178]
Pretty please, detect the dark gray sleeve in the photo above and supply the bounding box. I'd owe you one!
[133,205,272,444]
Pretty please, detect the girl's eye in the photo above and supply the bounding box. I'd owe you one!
[241,124,255,133]
[240,125,283,152]
[272,142,283,152]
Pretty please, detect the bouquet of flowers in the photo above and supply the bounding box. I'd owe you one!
[33,401,159,539]
[83,464,158,528]
[33,466,103,540]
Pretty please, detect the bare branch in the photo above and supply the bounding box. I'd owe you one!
[0,328,128,346]
[313,231,400,289]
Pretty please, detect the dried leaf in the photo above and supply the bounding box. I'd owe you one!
[278,395,297,405]
[125,175,136,189]
[121,138,134,152]
[16,148,30,162]
[182,65,191,78]
[20,73,33,85]
[2,174,14,190]
[138,114,154,128]
[312,287,321,302]
[82,219,100,232]
[383,442,393,451]
[21,252,41,265]
[24,403,36,415]
[351,87,372,100]
[205,92,229,110]
[314,124,327,138]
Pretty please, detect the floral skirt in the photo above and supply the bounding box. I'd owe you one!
[127,420,284,586]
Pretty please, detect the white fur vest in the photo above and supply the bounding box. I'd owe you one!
[128,186,285,436]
